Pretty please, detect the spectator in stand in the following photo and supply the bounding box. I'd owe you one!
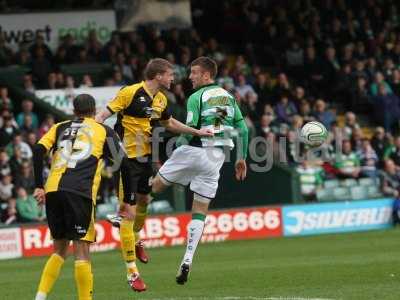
[370,72,393,96]
[257,113,278,136]
[390,69,400,95]
[380,159,400,198]
[86,29,103,61]
[1,199,17,225]
[350,127,364,152]
[312,99,335,130]
[114,52,132,81]
[0,33,14,66]
[14,162,35,193]
[0,114,18,147]
[371,127,391,165]
[31,47,53,88]
[298,100,315,123]
[29,34,52,61]
[372,83,400,132]
[0,86,14,111]
[350,76,371,113]
[343,111,360,139]
[38,114,55,138]
[65,75,75,89]
[15,186,45,223]
[217,65,235,91]
[296,160,324,202]
[334,139,361,179]
[79,74,94,88]
[47,72,57,89]
[55,72,66,89]
[9,147,24,177]
[274,93,297,124]
[20,115,36,136]
[273,73,291,102]
[236,74,255,98]
[112,69,127,86]
[23,74,36,94]
[16,99,39,129]
[357,138,379,180]
[6,134,32,160]
[385,136,400,167]
[0,150,11,177]
[26,132,37,150]
[0,174,14,203]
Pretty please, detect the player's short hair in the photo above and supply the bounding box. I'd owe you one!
[73,94,96,116]
[144,58,173,80]
[191,56,218,79]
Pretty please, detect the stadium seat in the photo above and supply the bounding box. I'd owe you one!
[96,203,117,218]
[333,187,351,201]
[358,177,376,186]
[367,185,382,198]
[350,186,368,200]
[340,178,358,187]
[316,189,334,202]
[148,200,173,214]
[323,179,340,189]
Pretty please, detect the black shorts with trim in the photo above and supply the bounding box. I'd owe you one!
[119,156,153,204]
[45,191,95,242]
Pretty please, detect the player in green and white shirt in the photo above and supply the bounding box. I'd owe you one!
[150,57,249,284]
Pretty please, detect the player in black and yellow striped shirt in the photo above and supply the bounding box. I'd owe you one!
[95,58,213,292]
[33,94,125,300]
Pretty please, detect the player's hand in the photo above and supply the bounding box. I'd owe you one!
[33,188,46,204]
[197,128,214,137]
[235,159,247,181]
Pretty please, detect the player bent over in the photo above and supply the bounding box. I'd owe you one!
[33,94,125,300]
[151,57,249,284]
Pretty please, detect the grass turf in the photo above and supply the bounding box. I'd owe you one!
[1,229,399,300]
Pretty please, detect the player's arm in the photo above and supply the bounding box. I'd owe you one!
[103,125,127,167]
[95,87,129,123]
[233,100,249,181]
[160,117,213,137]
[33,123,58,203]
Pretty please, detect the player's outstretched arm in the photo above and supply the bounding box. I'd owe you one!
[95,108,112,123]
[160,117,214,137]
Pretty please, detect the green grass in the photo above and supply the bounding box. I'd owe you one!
[1,229,400,300]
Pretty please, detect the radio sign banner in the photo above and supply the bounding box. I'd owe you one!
[0,10,116,51]
[0,228,22,259]
[282,199,393,236]
[20,207,283,257]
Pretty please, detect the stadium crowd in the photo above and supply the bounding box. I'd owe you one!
[2,0,400,223]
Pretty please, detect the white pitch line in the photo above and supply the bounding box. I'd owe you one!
[150,297,336,300]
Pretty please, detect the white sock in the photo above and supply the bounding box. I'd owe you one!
[182,219,205,265]
[35,292,47,300]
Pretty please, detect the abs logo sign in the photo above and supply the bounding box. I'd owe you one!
[282,199,393,236]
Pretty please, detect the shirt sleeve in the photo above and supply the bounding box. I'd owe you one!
[106,87,130,114]
[233,99,248,159]
[185,94,200,127]
[103,125,126,163]
[37,123,58,151]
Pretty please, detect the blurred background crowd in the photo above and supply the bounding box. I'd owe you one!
[2,0,400,224]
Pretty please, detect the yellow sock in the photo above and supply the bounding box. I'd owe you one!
[75,260,93,300]
[133,203,148,232]
[36,253,64,298]
[120,219,136,273]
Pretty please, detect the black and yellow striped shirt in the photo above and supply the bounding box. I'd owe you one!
[106,81,171,158]
[37,117,123,203]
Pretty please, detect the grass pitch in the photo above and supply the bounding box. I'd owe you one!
[1,229,399,300]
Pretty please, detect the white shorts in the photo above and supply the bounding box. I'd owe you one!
[158,145,225,200]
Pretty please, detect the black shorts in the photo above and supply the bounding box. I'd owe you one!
[119,156,153,204]
[45,191,95,242]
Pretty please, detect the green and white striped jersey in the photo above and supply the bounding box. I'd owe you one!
[177,83,248,158]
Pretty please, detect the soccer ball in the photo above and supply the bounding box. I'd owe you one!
[300,121,328,147]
